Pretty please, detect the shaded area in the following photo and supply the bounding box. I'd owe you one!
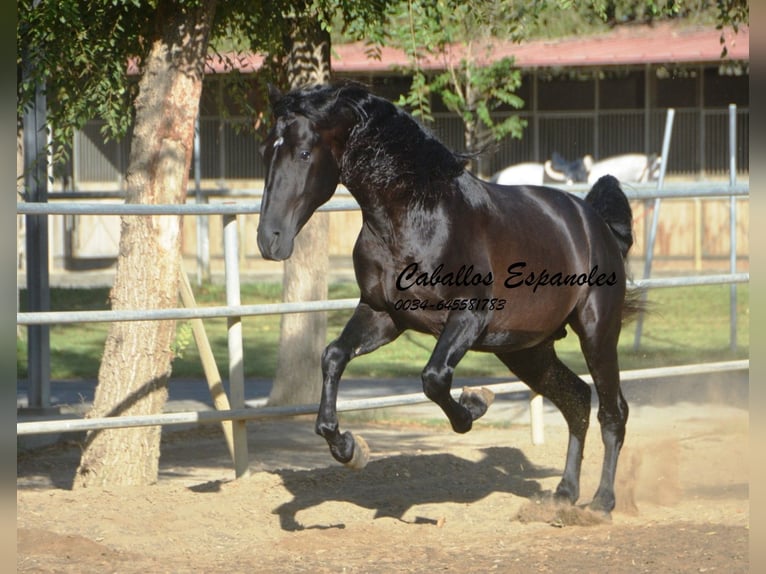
[264,446,558,531]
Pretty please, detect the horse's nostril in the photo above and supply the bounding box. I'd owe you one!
[269,230,281,248]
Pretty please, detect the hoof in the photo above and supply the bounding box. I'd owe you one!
[517,494,610,527]
[588,498,615,517]
[459,386,495,421]
[588,487,616,515]
[343,433,370,470]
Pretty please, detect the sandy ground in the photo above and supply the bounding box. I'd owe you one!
[17,375,749,573]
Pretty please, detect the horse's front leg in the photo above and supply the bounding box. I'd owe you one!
[422,310,492,434]
[316,303,401,468]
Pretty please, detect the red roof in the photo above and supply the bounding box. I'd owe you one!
[128,22,748,76]
[330,22,749,72]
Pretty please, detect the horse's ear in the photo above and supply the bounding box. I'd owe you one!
[267,83,283,106]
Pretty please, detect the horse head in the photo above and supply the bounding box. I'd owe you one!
[546,152,591,184]
[256,84,359,261]
[646,153,662,182]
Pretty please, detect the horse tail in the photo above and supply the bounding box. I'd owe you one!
[585,175,633,260]
[585,175,647,322]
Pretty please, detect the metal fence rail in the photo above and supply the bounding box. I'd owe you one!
[16,183,750,216]
[16,273,749,326]
[17,182,749,475]
[16,359,749,437]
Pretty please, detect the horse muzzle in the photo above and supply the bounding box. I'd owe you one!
[256,225,295,261]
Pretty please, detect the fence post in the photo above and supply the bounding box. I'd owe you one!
[529,393,544,445]
[194,116,210,285]
[633,108,675,350]
[729,104,738,350]
[178,270,238,465]
[22,49,52,412]
[223,211,250,478]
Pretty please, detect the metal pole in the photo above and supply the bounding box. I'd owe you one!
[593,73,600,160]
[178,270,238,464]
[18,274,748,326]
[22,42,52,412]
[728,104,738,350]
[532,71,540,162]
[15,185,749,214]
[529,393,544,445]
[223,212,250,478]
[18,359,749,436]
[643,64,651,157]
[194,117,210,285]
[634,108,675,350]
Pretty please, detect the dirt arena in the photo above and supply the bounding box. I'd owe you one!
[17,375,749,573]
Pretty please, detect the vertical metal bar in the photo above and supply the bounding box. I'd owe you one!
[178,270,238,463]
[694,198,703,271]
[72,130,80,189]
[643,64,651,156]
[526,70,542,447]
[218,79,226,180]
[194,117,209,285]
[22,67,51,411]
[116,138,123,190]
[697,66,707,177]
[529,393,544,445]
[634,108,675,350]
[728,104,738,350]
[593,72,600,159]
[532,70,540,162]
[223,212,250,478]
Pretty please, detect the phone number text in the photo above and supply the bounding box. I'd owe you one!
[393,298,506,311]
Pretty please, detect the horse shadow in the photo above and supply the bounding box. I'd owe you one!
[270,446,559,531]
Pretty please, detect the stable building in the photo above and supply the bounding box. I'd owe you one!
[29,22,749,277]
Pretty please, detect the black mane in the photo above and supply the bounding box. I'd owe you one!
[274,84,468,204]
[272,83,369,128]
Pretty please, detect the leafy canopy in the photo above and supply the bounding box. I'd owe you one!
[18,0,748,164]
[17,0,389,164]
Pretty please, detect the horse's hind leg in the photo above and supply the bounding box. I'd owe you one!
[580,343,626,513]
[571,300,628,513]
[496,342,591,505]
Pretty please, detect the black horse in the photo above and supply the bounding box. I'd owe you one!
[257,83,637,513]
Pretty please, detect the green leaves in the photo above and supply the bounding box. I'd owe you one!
[395,70,434,123]
[437,56,527,144]
[386,0,530,164]
[18,0,748,174]
[18,0,153,170]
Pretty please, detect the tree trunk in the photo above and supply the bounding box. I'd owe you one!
[464,82,492,179]
[268,12,332,406]
[75,0,217,488]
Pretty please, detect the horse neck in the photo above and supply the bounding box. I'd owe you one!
[342,178,398,236]
[337,115,392,214]
[340,162,410,245]
[340,114,459,207]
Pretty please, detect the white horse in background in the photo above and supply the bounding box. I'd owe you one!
[584,153,662,185]
[492,153,662,187]
[490,153,589,185]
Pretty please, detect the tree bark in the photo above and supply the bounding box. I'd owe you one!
[75,0,217,488]
[268,12,332,406]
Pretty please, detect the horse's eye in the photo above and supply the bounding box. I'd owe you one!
[299,150,311,161]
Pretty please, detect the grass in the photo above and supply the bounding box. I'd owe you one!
[17,282,749,381]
